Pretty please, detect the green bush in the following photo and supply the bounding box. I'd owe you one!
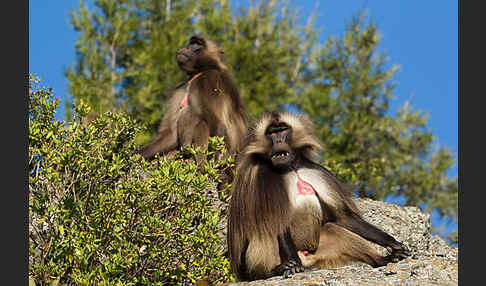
[29,75,233,285]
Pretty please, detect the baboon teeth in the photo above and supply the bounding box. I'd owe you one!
[272,152,289,158]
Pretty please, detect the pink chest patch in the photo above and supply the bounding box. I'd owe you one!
[179,94,189,108]
[179,72,202,109]
[295,172,316,196]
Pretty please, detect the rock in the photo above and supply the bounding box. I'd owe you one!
[226,198,458,286]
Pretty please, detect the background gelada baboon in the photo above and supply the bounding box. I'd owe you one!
[139,35,248,167]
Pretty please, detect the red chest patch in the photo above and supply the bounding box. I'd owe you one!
[296,172,316,196]
[179,72,202,109]
[179,94,189,108]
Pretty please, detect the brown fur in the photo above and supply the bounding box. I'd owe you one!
[298,223,384,269]
[139,35,248,167]
[227,112,410,281]
[80,113,100,126]
[228,112,325,280]
[289,208,321,252]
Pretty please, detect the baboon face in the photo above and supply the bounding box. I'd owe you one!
[176,35,225,74]
[265,120,295,168]
[247,111,321,171]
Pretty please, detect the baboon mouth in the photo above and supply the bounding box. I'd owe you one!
[270,149,294,167]
[176,53,189,62]
[271,151,290,159]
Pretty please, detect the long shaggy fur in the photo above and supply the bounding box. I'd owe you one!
[246,112,321,160]
[227,112,410,281]
[228,112,325,280]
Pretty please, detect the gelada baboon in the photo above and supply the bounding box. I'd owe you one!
[139,35,248,165]
[227,111,410,281]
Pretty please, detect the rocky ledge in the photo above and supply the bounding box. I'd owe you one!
[227,198,458,286]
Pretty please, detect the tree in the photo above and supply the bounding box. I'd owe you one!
[66,0,316,143]
[65,0,140,118]
[65,0,457,241]
[29,75,233,285]
[298,15,457,240]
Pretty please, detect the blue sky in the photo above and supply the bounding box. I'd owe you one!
[30,1,457,235]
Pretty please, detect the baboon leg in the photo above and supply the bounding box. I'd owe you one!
[298,223,385,269]
[336,213,411,264]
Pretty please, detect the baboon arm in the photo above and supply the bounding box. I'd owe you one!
[278,230,301,262]
[139,127,178,160]
[270,230,304,278]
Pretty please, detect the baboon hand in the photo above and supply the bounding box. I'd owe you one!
[272,259,305,279]
[385,243,411,263]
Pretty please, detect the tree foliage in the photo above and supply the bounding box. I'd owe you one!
[29,75,233,285]
[64,0,456,239]
[299,15,457,212]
